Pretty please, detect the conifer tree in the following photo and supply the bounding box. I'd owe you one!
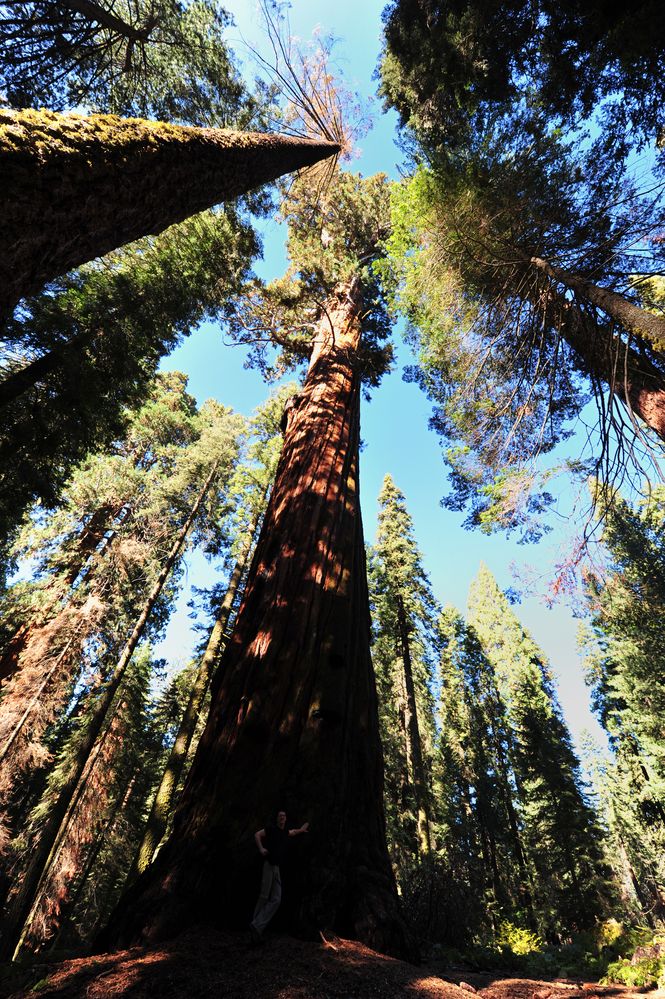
[580,736,665,926]
[0,383,245,958]
[580,488,665,920]
[383,148,665,537]
[131,385,292,878]
[468,564,612,933]
[437,607,534,939]
[15,644,167,953]
[0,373,208,842]
[368,475,438,868]
[100,167,413,957]
[0,210,258,540]
[582,489,665,797]
[381,0,664,159]
[1,1,252,127]
[380,7,665,536]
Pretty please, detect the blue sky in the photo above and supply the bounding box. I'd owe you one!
[158,0,607,748]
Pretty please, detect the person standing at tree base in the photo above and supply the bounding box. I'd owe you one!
[250,810,309,942]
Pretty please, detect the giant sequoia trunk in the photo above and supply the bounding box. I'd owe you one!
[98,279,410,958]
[0,110,338,319]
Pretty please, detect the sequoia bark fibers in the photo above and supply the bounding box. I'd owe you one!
[0,110,338,318]
[99,281,410,958]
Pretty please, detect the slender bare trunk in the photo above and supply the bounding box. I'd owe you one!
[531,256,665,353]
[61,0,156,41]
[98,279,412,958]
[1,464,219,961]
[395,596,431,857]
[130,518,259,880]
[0,109,338,318]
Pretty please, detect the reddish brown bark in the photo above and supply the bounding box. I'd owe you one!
[98,280,411,959]
[0,110,339,319]
[130,516,259,882]
[0,503,123,685]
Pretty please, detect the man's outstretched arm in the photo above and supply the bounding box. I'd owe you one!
[288,822,309,837]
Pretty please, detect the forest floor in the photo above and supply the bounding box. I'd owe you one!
[1,929,662,999]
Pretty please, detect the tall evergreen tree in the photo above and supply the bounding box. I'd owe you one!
[0,1,257,128]
[468,564,612,934]
[14,644,167,954]
[380,4,665,537]
[131,385,292,879]
[381,0,665,158]
[437,607,534,939]
[368,474,439,868]
[580,487,665,921]
[580,735,665,927]
[0,373,206,840]
[0,210,259,540]
[0,380,245,958]
[383,146,665,538]
[582,489,665,796]
[99,167,414,957]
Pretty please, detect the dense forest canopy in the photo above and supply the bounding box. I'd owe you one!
[0,0,663,990]
[380,0,665,540]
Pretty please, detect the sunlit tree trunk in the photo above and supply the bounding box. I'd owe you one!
[1,463,220,961]
[99,279,411,958]
[0,502,126,684]
[540,283,665,440]
[531,256,665,352]
[0,109,338,318]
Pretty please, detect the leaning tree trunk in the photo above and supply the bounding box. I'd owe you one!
[0,110,338,320]
[1,463,220,961]
[395,596,432,857]
[0,330,97,410]
[61,0,156,40]
[130,518,259,880]
[531,256,665,353]
[537,281,665,440]
[98,278,412,959]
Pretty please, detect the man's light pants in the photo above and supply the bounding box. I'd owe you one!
[251,861,282,935]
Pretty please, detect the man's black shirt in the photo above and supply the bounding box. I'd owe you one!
[264,825,289,865]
